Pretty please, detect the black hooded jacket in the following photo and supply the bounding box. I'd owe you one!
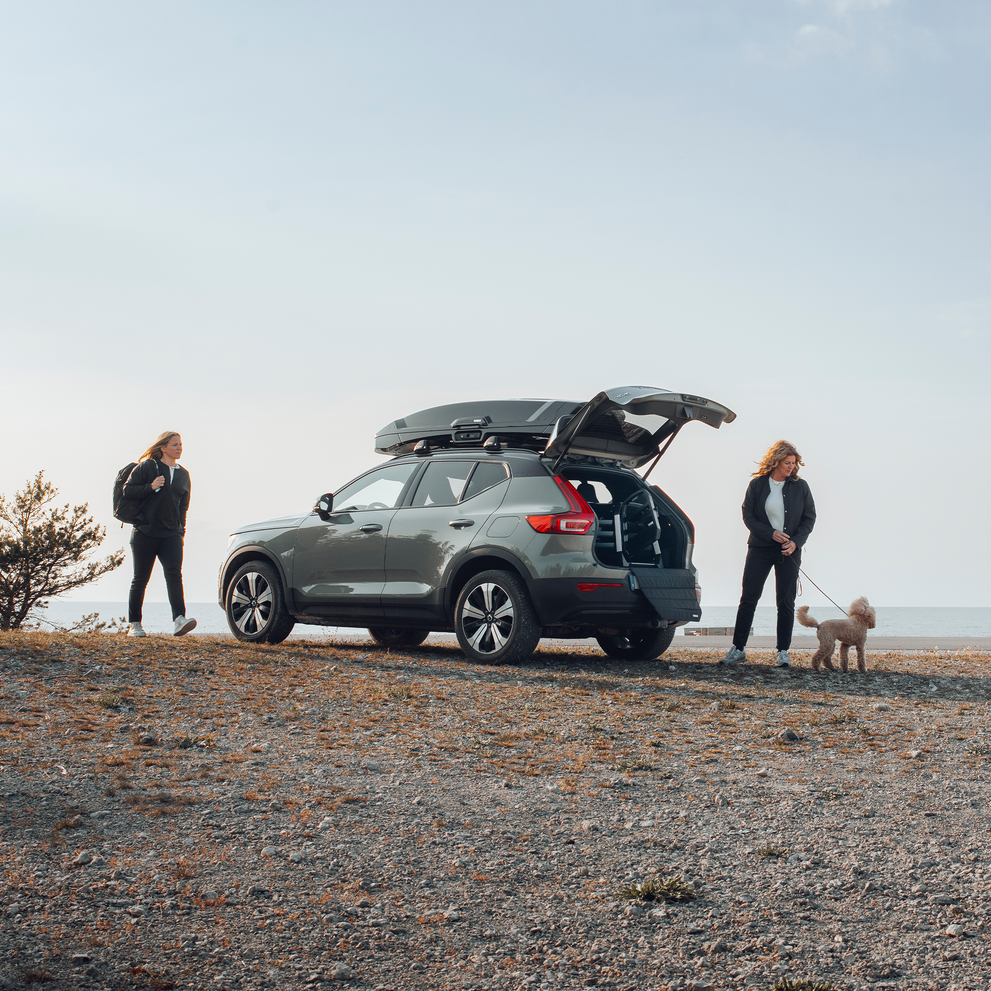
[741,474,815,549]
[122,459,190,538]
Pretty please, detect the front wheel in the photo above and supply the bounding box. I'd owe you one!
[596,625,676,660]
[226,561,295,644]
[455,570,541,665]
[367,628,430,648]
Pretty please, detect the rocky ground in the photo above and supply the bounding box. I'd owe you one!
[1,630,989,991]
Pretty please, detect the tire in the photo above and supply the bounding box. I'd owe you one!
[367,628,430,648]
[595,625,676,661]
[226,561,295,644]
[454,569,542,665]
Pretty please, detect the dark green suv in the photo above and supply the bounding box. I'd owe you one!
[218,386,735,664]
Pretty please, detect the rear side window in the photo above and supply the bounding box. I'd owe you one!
[461,461,509,501]
[411,462,472,507]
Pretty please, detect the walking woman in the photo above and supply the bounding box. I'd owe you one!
[721,440,815,669]
[124,431,197,637]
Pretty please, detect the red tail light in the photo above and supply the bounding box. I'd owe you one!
[526,476,596,535]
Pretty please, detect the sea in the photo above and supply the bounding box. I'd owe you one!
[28,602,991,640]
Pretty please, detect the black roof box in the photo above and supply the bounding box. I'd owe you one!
[374,399,582,456]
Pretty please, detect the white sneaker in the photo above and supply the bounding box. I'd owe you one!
[775,650,791,668]
[173,616,197,636]
[719,645,746,666]
[127,622,147,638]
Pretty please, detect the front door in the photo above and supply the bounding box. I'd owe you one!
[292,462,419,625]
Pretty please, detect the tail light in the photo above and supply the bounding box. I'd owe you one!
[526,476,596,535]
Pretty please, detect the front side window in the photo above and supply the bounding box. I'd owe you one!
[411,462,472,507]
[333,463,419,512]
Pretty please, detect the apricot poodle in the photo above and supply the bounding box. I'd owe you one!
[797,597,876,673]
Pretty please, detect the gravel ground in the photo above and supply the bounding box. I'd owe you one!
[1,631,990,991]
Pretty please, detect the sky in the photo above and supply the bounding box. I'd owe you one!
[1,0,989,611]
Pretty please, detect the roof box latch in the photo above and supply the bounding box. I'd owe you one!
[450,415,491,445]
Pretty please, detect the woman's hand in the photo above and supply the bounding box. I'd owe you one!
[151,475,165,491]
[781,539,797,556]
[772,530,790,544]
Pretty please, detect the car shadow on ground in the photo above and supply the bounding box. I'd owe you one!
[313,638,991,706]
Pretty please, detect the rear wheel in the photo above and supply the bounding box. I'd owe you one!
[455,570,541,665]
[226,561,295,644]
[596,625,676,660]
[367,628,430,648]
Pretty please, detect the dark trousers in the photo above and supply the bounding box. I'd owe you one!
[732,544,802,651]
[128,530,186,622]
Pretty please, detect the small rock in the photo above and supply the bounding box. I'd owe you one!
[290,851,304,863]
[127,905,146,917]
[261,847,277,857]
[329,961,354,980]
[945,924,966,937]
[365,761,379,771]
[71,953,92,965]
[755,769,768,777]
[72,851,93,866]
[777,728,801,743]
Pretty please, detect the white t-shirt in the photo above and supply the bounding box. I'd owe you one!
[765,477,785,532]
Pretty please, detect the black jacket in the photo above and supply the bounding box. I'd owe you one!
[741,474,815,549]
[123,459,190,537]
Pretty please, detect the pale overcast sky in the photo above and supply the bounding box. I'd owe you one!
[2,1,989,608]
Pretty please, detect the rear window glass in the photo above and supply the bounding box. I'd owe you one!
[411,462,472,507]
[462,462,509,501]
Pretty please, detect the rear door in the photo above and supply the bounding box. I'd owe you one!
[382,459,510,624]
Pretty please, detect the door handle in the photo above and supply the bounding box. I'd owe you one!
[448,519,474,529]
[358,523,383,533]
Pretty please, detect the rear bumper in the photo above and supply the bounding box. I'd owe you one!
[527,576,661,627]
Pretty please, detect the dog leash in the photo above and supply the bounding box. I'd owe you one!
[797,567,847,614]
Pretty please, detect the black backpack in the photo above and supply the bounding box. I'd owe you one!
[113,460,158,526]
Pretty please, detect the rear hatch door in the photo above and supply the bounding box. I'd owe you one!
[544,386,736,469]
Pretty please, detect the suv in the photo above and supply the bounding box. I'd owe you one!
[218,386,735,664]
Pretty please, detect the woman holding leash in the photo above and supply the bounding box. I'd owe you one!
[124,431,197,638]
[721,440,815,669]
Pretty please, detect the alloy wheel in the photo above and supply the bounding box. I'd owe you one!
[229,570,274,636]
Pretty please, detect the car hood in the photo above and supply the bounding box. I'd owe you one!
[231,513,309,535]
[544,386,736,469]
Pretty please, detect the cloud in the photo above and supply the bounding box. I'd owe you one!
[746,0,926,71]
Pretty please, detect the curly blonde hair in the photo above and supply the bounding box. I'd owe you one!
[139,431,180,463]
[752,440,803,479]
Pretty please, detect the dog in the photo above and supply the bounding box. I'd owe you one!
[796,597,876,673]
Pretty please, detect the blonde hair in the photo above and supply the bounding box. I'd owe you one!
[139,431,180,463]
[752,440,803,479]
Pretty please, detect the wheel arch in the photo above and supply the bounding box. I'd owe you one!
[445,548,533,618]
[220,547,292,611]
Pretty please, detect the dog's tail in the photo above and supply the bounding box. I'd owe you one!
[796,605,819,629]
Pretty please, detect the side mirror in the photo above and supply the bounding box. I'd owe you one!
[314,492,334,521]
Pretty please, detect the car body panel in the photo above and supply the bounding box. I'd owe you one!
[290,509,395,624]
